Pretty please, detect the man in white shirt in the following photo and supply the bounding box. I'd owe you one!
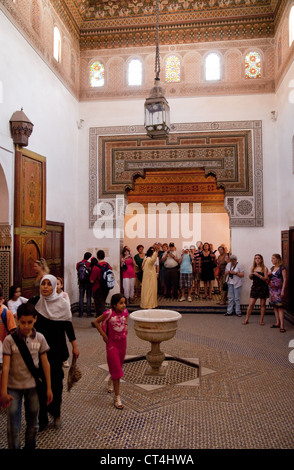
[224,255,244,317]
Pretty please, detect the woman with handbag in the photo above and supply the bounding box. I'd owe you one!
[268,254,287,332]
[242,254,269,325]
[29,274,80,430]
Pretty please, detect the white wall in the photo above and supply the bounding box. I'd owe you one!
[275,60,294,229]
[78,91,281,304]
[2,7,291,306]
[0,12,80,300]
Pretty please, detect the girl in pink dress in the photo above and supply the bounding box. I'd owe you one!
[92,293,128,409]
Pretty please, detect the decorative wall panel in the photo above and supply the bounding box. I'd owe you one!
[89,120,263,228]
[0,225,12,302]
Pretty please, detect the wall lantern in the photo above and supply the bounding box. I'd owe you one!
[10,108,34,147]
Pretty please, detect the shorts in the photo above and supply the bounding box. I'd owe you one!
[179,273,193,289]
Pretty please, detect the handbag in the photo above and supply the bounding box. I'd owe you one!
[222,281,228,292]
[67,356,82,392]
[11,332,44,397]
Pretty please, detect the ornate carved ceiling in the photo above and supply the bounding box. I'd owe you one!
[58,0,285,49]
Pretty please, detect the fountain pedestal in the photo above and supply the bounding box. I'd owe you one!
[130,309,182,376]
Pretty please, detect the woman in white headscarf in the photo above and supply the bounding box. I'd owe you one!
[29,274,79,430]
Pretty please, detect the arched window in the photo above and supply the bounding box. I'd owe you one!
[289,6,294,46]
[165,55,181,83]
[53,26,61,62]
[128,59,142,86]
[90,61,105,87]
[205,53,221,81]
[245,51,261,79]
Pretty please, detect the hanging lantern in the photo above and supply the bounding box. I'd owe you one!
[144,0,170,138]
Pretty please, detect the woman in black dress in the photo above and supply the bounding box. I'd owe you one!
[200,242,215,299]
[242,254,269,325]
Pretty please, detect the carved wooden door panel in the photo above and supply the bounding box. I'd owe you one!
[282,229,294,316]
[45,221,64,279]
[14,146,46,299]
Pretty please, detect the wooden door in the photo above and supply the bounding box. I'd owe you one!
[281,229,294,315]
[45,221,64,278]
[14,146,46,298]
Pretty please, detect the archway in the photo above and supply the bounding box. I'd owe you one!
[0,164,12,300]
[123,168,230,304]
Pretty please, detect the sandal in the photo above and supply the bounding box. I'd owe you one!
[270,324,280,328]
[242,320,249,325]
[280,328,286,333]
[114,395,124,409]
[259,322,265,326]
[107,376,113,393]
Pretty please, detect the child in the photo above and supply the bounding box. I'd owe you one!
[0,287,16,345]
[92,293,128,409]
[0,302,53,449]
[56,277,70,305]
[7,285,28,316]
[0,287,16,388]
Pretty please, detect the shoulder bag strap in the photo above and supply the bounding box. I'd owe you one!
[11,332,40,382]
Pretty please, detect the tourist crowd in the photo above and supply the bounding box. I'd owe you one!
[0,244,287,449]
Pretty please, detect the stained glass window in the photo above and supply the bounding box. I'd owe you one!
[165,55,180,83]
[128,59,142,86]
[205,53,221,81]
[245,51,261,79]
[289,6,294,46]
[53,26,61,62]
[90,61,105,87]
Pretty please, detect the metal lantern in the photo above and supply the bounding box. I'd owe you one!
[144,0,170,138]
[144,78,170,138]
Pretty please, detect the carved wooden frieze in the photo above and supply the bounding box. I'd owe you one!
[89,121,263,228]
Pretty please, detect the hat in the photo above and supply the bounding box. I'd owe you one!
[183,246,189,250]
[189,245,196,249]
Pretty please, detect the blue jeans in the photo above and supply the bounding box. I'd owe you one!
[7,387,39,449]
[227,284,241,315]
[79,282,92,316]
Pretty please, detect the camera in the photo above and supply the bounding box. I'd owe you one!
[229,273,234,278]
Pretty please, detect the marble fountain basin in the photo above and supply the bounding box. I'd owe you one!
[130,309,182,375]
[130,309,182,342]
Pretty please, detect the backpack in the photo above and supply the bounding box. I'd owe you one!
[98,263,115,290]
[1,307,8,332]
[77,261,90,283]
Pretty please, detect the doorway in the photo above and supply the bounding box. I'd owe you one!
[123,169,230,304]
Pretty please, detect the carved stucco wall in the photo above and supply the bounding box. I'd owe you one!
[89,120,263,229]
[0,225,12,301]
